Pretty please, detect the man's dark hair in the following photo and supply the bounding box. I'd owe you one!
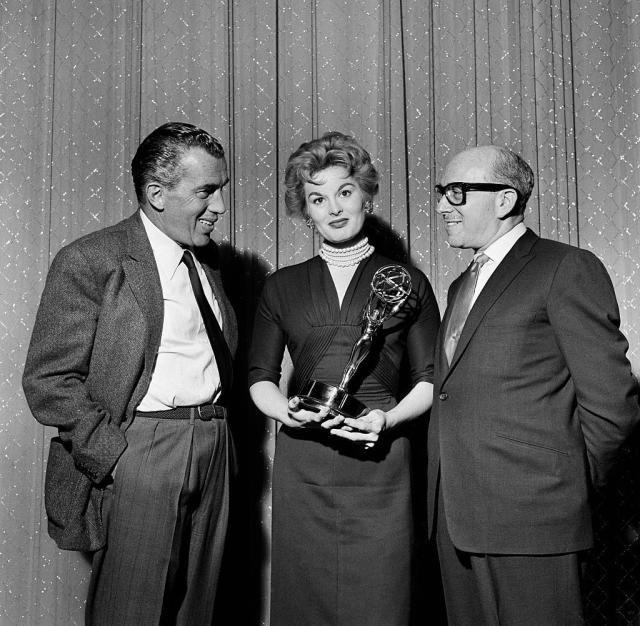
[131,122,225,204]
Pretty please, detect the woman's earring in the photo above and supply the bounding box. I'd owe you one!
[365,200,374,214]
[305,217,314,229]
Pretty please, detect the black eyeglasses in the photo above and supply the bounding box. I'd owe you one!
[435,182,518,206]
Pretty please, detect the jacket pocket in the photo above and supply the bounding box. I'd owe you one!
[44,437,105,552]
[494,432,570,457]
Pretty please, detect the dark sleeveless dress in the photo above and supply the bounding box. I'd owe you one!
[248,252,440,625]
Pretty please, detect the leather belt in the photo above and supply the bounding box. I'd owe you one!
[135,403,227,421]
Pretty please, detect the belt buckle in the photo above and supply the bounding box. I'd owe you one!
[198,404,213,421]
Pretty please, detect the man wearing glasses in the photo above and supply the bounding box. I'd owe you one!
[427,145,639,624]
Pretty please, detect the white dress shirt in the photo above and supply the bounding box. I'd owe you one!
[137,210,222,410]
[470,222,527,307]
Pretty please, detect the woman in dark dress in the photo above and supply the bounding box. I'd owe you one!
[248,132,440,625]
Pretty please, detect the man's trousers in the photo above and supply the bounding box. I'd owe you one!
[86,413,231,626]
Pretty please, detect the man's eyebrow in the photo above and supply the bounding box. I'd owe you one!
[198,178,230,192]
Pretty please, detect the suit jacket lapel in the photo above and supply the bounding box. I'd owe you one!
[443,228,538,378]
[122,212,164,370]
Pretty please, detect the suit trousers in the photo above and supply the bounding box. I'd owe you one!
[85,412,231,626]
[435,488,584,625]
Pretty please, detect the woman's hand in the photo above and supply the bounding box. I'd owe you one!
[285,396,331,428]
[326,408,387,449]
[324,381,433,447]
[249,382,336,429]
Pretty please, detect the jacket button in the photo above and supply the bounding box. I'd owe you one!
[439,392,448,401]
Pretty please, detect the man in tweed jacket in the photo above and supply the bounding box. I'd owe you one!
[23,122,237,625]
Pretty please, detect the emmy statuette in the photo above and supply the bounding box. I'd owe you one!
[296,265,412,418]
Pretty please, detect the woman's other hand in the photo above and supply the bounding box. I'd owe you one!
[327,408,387,449]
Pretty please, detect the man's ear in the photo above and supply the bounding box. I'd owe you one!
[495,188,518,218]
[146,183,164,211]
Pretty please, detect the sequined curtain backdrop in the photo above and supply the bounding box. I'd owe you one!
[2,0,638,624]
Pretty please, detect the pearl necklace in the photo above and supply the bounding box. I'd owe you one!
[319,237,374,267]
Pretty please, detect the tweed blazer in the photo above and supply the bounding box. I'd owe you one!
[22,212,237,551]
[427,228,639,555]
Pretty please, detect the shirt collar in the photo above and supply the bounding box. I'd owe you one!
[140,210,185,281]
[479,222,527,265]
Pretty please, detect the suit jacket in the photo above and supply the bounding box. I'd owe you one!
[427,228,639,555]
[22,212,237,552]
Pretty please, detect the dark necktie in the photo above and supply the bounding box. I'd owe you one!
[181,250,233,402]
[443,252,489,364]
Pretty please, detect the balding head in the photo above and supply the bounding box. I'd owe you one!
[445,146,534,215]
[436,145,533,251]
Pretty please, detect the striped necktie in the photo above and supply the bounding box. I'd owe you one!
[443,252,489,364]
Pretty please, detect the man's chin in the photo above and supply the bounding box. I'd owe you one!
[192,233,213,247]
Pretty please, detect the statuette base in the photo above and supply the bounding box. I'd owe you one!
[296,380,368,419]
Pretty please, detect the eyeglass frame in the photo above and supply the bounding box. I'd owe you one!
[435,182,519,206]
